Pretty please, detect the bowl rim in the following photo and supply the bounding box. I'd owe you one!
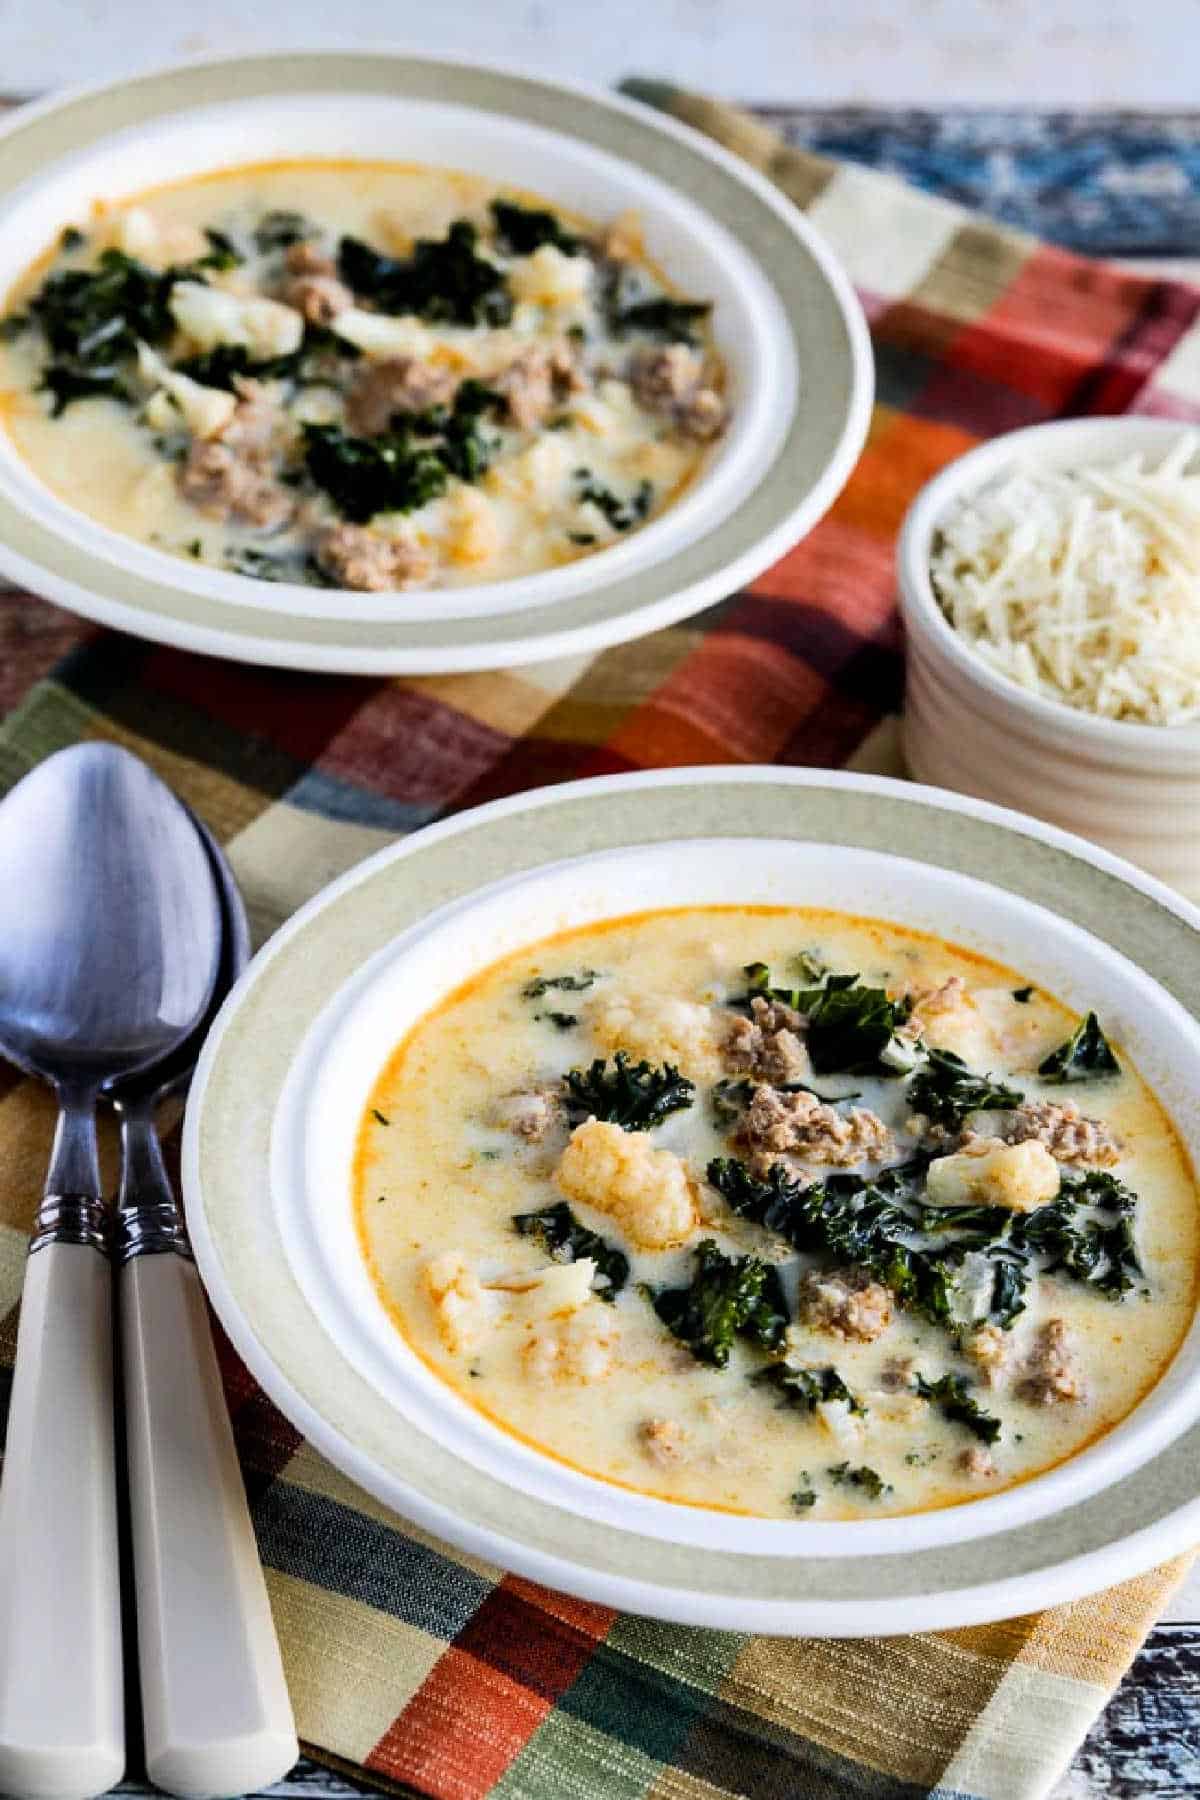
[897,414,1200,754]
[182,764,1200,1635]
[0,47,875,673]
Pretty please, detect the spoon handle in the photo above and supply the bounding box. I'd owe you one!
[0,1235,124,1800]
[121,1183,297,1797]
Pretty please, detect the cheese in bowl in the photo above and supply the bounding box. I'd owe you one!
[0,162,727,591]
[930,433,1200,725]
[354,907,1198,1522]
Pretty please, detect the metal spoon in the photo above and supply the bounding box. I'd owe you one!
[0,743,222,1800]
[111,815,297,1799]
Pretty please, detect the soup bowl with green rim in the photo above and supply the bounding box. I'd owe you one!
[0,51,872,673]
[182,768,1200,1636]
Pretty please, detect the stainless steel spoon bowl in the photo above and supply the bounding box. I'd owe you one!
[0,743,223,1800]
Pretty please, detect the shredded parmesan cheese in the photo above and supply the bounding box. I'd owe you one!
[930,433,1200,724]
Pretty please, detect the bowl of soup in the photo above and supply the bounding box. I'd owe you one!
[0,53,872,671]
[182,770,1200,1630]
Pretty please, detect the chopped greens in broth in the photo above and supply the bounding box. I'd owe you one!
[511,1201,630,1302]
[354,906,1198,1520]
[1038,1011,1122,1083]
[646,1240,789,1367]
[0,162,728,593]
[562,1052,695,1130]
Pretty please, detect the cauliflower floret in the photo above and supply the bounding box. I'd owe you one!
[522,1298,619,1383]
[111,206,207,267]
[926,1139,1060,1213]
[330,307,436,360]
[169,281,304,358]
[445,485,503,566]
[508,244,591,308]
[584,989,721,1080]
[555,1118,697,1250]
[424,1251,600,1361]
[816,1397,865,1449]
[905,974,998,1067]
[137,342,236,439]
[113,206,164,261]
[494,1259,597,1318]
[421,1251,491,1356]
[485,433,572,513]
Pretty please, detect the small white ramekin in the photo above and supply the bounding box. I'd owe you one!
[898,416,1200,903]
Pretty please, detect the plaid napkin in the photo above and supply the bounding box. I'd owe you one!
[0,83,1198,1800]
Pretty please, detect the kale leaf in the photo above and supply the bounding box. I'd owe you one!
[914,1372,1001,1444]
[535,1011,578,1031]
[646,1239,788,1367]
[711,1076,756,1125]
[827,1462,891,1500]
[1063,1168,1137,1213]
[734,959,806,1012]
[302,422,449,521]
[171,338,335,391]
[735,962,911,1074]
[173,343,281,389]
[201,227,243,270]
[752,1361,867,1415]
[611,297,712,343]
[1037,1012,1121,1082]
[301,380,504,521]
[562,1051,695,1131]
[521,968,602,999]
[794,950,829,981]
[1009,1174,1143,1298]
[253,210,314,252]
[512,1200,629,1301]
[575,470,653,531]
[906,1047,1024,1129]
[707,1154,994,1330]
[708,1137,1146,1334]
[222,546,333,586]
[338,222,512,327]
[174,323,359,395]
[38,362,130,415]
[799,974,913,1074]
[26,248,177,367]
[1088,1215,1144,1298]
[791,1482,818,1511]
[409,378,504,481]
[16,241,270,414]
[490,199,582,256]
[987,1252,1032,1328]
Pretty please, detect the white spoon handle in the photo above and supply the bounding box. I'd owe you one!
[122,1250,297,1800]
[0,1241,124,1800]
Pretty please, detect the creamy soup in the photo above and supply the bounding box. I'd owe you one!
[0,163,727,591]
[355,909,1198,1521]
